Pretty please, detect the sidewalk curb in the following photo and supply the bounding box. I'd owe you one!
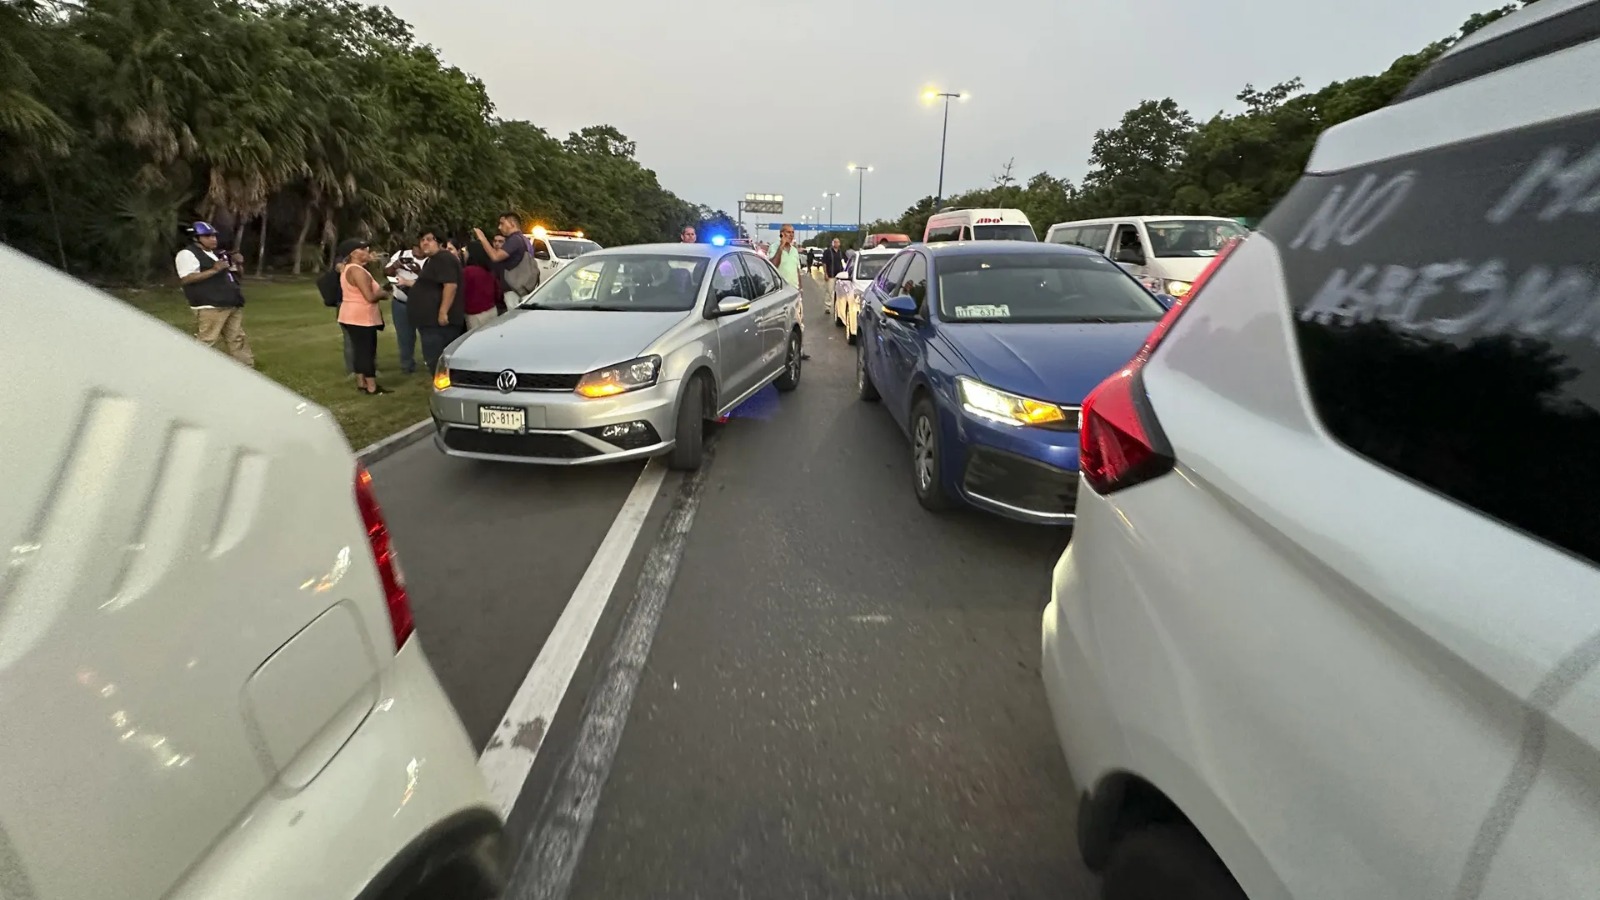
[356,418,433,466]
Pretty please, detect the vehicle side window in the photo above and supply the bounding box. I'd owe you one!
[925,225,960,243]
[1112,224,1144,263]
[741,253,780,296]
[901,253,929,312]
[710,256,746,304]
[960,226,973,241]
[532,238,551,259]
[1259,111,1600,566]
[1081,224,1113,253]
[877,253,912,294]
[1051,227,1079,246]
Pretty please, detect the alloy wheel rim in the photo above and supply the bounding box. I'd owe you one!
[856,345,865,390]
[789,338,800,380]
[913,416,934,491]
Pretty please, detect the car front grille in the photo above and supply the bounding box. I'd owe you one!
[449,369,582,392]
[441,429,597,459]
[961,446,1079,516]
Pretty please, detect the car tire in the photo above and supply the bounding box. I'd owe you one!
[856,338,879,402]
[910,395,953,511]
[668,377,705,471]
[834,303,844,327]
[1101,826,1246,900]
[774,330,802,392]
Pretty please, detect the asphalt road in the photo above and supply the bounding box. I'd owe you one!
[368,273,1097,899]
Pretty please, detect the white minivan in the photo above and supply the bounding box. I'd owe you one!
[1044,215,1248,298]
[922,207,1037,242]
[1,244,504,899]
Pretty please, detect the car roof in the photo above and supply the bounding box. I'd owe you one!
[922,240,1095,259]
[586,242,732,259]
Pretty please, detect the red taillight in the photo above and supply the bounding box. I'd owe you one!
[1079,236,1242,495]
[354,466,414,650]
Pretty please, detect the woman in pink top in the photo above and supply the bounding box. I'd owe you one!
[336,238,391,395]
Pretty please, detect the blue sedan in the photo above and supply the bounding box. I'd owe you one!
[855,241,1168,525]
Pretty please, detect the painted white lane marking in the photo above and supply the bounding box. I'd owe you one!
[477,460,667,818]
[509,439,716,900]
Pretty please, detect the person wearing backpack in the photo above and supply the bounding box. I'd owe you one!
[473,212,540,305]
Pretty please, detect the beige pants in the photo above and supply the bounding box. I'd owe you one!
[466,308,500,330]
[194,307,255,367]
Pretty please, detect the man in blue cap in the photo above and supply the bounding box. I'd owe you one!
[175,221,254,367]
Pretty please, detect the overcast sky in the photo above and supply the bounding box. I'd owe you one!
[381,0,1491,233]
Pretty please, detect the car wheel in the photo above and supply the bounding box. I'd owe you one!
[846,317,859,346]
[910,396,953,511]
[856,338,879,402]
[774,330,801,392]
[667,377,705,471]
[1101,826,1246,900]
[834,303,844,327]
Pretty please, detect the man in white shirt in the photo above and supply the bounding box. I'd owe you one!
[174,221,254,367]
[385,242,423,375]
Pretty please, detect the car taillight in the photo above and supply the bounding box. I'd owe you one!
[354,466,414,650]
[1079,237,1242,495]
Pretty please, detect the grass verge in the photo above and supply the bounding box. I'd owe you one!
[117,278,431,449]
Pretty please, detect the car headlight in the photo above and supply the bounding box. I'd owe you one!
[433,368,452,391]
[956,376,1078,430]
[575,355,661,398]
[1165,280,1192,296]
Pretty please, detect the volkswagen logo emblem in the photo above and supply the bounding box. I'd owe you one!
[495,369,519,393]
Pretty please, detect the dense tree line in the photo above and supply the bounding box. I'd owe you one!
[0,0,702,283]
[813,0,1540,248]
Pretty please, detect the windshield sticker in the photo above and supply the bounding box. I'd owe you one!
[954,304,1011,319]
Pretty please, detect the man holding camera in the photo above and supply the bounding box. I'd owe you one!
[175,221,254,367]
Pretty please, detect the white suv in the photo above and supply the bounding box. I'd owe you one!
[1042,3,1600,898]
[0,245,504,899]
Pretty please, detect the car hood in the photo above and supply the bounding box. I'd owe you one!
[940,321,1157,405]
[445,309,683,374]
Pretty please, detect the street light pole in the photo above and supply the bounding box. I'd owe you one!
[847,165,872,243]
[922,89,967,207]
[822,192,839,230]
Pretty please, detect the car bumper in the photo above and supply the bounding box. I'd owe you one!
[430,379,680,465]
[952,411,1080,525]
[167,638,504,900]
[1041,540,1125,799]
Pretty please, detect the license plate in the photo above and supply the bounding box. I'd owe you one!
[478,406,526,433]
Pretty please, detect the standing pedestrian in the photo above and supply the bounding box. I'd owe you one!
[410,227,464,374]
[175,221,254,367]
[384,240,423,375]
[769,224,810,359]
[492,234,509,314]
[680,225,697,243]
[474,213,538,306]
[462,241,501,330]
[335,238,391,395]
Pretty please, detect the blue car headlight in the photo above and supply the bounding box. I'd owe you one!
[956,376,1079,431]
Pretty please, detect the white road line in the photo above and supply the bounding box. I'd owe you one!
[509,439,716,900]
[477,460,667,818]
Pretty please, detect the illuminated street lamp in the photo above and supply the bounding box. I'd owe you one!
[822,191,840,228]
[921,89,968,207]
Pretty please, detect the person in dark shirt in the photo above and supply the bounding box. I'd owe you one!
[409,227,465,374]
[474,212,535,305]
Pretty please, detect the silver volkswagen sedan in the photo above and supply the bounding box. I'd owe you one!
[430,243,804,470]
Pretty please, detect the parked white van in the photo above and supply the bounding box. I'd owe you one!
[922,207,1037,242]
[1044,215,1248,297]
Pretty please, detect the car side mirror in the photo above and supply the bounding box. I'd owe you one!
[534,249,551,261]
[882,295,919,319]
[713,294,751,317]
[1114,248,1145,266]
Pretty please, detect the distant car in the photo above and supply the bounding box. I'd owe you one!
[865,232,912,250]
[1,244,505,899]
[855,241,1164,522]
[432,243,804,470]
[831,246,898,345]
[528,227,602,282]
[1042,8,1600,898]
[1043,215,1248,299]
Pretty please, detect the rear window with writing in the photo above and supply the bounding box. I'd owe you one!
[1259,110,1600,566]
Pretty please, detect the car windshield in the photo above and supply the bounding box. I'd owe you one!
[1144,219,1248,257]
[550,238,601,258]
[853,255,894,281]
[972,224,1037,241]
[521,254,707,311]
[937,251,1167,323]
